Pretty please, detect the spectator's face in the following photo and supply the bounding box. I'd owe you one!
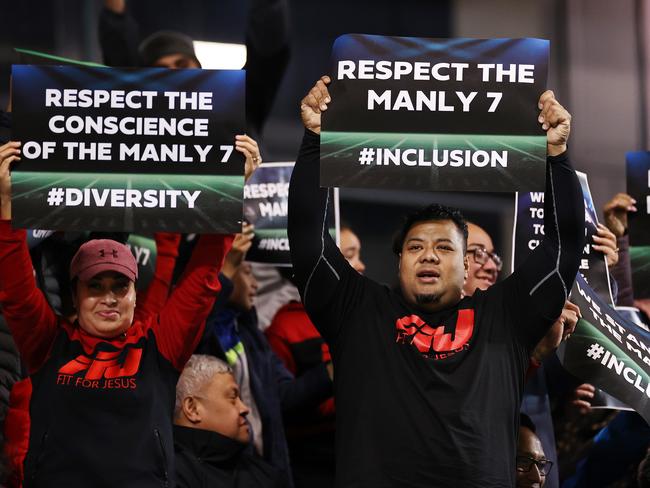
[516,427,547,488]
[153,54,200,69]
[195,373,250,443]
[462,223,499,296]
[75,271,136,338]
[398,220,468,311]
[340,228,366,274]
[229,263,258,311]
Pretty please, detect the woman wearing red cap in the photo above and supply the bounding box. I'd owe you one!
[0,140,246,488]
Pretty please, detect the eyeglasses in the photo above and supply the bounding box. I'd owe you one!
[467,247,503,271]
[516,455,553,476]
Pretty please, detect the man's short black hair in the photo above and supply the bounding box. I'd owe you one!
[392,204,468,255]
[519,413,537,433]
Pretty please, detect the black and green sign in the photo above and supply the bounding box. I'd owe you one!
[559,274,650,424]
[244,162,339,266]
[11,65,245,233]
[321,35,549,192]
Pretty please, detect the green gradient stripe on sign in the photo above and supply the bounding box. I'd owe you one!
[320,131,547,192]
[321,131,547,160]
[562,318,650,422]
[11,171,243,233]
[573,318,649,383]
[254,228,288,239]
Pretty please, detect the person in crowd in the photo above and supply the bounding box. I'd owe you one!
[250,263,301,331]
[267,225,365,378]
[569,191,645,416]
[0,139,234,487]
[174,354,286,487]
[288,75,584,486]
[99,0,290,139]
[517,414,552,488]
[461,222,500,296]
[602,192,650,318]
[194,227,334,486]
[264,225,365,487]
[461,220,579,488]
[559,191,649,487]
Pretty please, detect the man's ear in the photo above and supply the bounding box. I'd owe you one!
[182,396,202,424]
[463,255,469,280]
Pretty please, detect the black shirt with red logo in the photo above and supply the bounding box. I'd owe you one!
[288,130,584,487]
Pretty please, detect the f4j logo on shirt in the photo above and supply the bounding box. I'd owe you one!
[395,309,474,360]
[58,348,143,380]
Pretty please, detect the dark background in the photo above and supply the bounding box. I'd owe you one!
[6,0,604,286]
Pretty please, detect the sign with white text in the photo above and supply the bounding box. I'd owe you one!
[321,35,549,192]
[11,65,245,233]
[244,162,339,266]
[558,275,650,424]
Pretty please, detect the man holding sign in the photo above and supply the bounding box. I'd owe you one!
[288,74,583,487]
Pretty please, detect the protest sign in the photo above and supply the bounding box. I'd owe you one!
[626,152,650,299]
[575,172,615,304]
[11,65,245,233]
[244,162,339,266]
[558,274,650,424]
[511,171,614,304]
[590,307,639,413]
[321,35,549,192]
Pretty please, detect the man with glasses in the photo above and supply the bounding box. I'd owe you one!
[517,414,553,488]
[462,222,502,297]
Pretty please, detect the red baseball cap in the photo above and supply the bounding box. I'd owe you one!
[69,239,138,282]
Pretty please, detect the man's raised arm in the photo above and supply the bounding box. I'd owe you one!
[505,90,585,348]
[288,76,360,343]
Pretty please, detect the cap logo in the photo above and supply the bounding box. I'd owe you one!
[98,249,118,258]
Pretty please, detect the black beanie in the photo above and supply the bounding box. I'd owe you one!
[138,30,201,67]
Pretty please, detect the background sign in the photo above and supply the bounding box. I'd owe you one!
[558,274,650,424]
[244,162,339,266]
[11,65,245,233]
[321,35,549,192]
[512,171,613,304]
